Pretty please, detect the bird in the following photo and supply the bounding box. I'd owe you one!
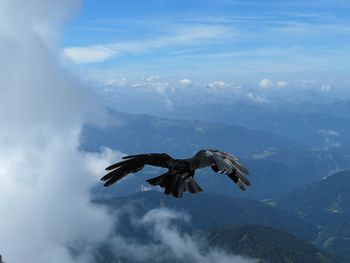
[101,149,250,198]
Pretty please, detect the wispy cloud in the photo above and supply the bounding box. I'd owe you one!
[64,46,115,64]
[64,24,234,64]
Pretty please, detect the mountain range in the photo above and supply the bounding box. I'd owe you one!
[204,225,341,263]
[84,109,350,200]
[81,92,350,261]
[277,170,350,259]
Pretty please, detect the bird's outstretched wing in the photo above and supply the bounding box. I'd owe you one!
[101,153,173,187]
[189,150,250,190]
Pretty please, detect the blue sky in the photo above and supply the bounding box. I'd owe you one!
[62,0,350,84]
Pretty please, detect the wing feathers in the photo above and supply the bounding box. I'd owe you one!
[102,161,143,186]
[105,159,136,171]
[102,153,173,187]
[190,149,250,191]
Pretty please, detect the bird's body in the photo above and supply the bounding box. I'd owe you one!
[101,150,250,198]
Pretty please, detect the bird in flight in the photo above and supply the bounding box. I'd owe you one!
[101,149,250,198]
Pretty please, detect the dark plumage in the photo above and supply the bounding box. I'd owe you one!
[101,149,250,198]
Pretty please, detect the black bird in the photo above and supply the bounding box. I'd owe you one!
[101,149,250,198]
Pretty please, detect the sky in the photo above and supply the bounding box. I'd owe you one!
[62,0,350,84]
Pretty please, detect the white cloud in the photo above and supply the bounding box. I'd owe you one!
[208,80,226,90]
[259,79,287,89]
[83,147,125,180]
[64,25,233,64]
[64,46,115,64]
[247,92,269,103]
[276,80,288,88]
[137,75,171,95]
[258,78,273,89]
[319,129,341,150]
[139,184,162,192]
[179,78,193,87]
[104,77,127,87]
[0,1,115,262]
[143,74,160,83]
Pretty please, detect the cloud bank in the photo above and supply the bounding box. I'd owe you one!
[0,0,116,262]
[109,208,257,263]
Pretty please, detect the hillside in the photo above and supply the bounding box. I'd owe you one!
[278,171,350,259]
[278,171,350,227]
[203,225,342,263]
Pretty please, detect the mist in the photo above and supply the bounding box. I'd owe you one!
[108,207,257,263]
[0,0,115,262]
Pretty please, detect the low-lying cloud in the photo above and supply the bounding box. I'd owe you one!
[259,78,288,89]
[319,129,342,150]
[108,208,257,263]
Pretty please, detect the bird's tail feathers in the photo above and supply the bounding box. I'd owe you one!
[184,176,203,194]
[147,171,202,198]
[146,172,169,186]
